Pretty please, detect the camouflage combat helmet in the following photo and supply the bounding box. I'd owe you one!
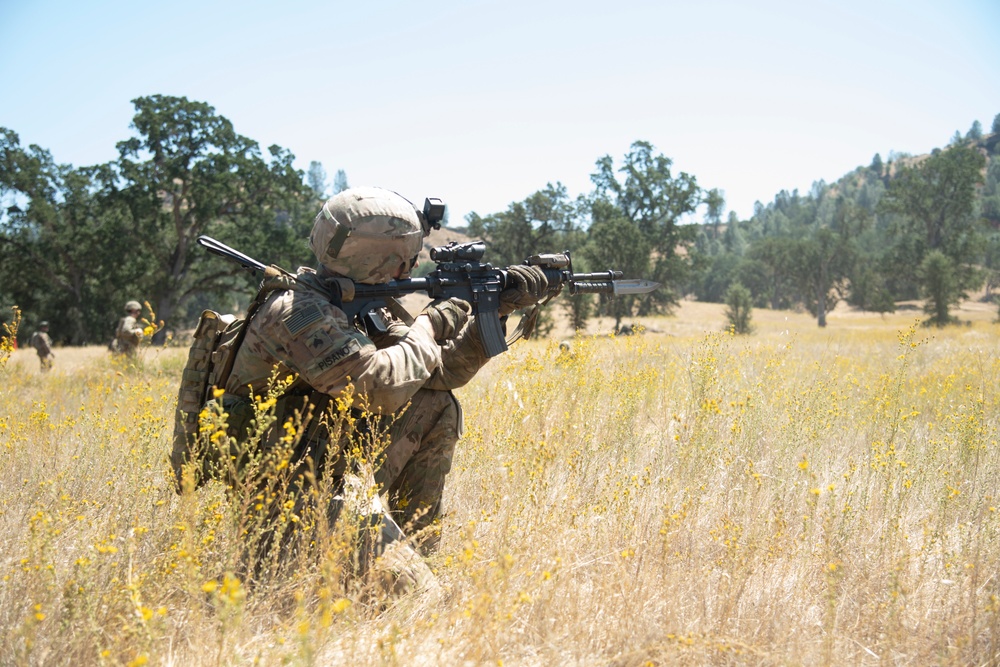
[310,187,424,284]
[125,300,141,313]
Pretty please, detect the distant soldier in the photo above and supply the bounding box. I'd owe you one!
[113,301,145,356]
[29,321,55,372]
[616,323,636,336]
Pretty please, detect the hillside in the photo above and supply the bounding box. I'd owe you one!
[690,125,1000,321]
[416,225,477,268]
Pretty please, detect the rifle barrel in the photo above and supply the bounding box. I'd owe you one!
[571,271,624,281]
[571,281,616,295]
[349,278,434,300]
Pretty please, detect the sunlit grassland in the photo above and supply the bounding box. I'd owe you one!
[2,301,999,665]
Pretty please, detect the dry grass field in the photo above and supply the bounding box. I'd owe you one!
[2,299,999,666]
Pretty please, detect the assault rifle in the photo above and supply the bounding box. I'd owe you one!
[197,235,659,358]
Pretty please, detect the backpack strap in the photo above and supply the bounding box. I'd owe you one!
[212,266,295,392]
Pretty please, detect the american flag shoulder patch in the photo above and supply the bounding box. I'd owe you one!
[283,304,323,337]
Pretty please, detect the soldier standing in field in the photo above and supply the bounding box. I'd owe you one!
[29,321,54,372]
[183,186,548,587]
[113,301,145,356]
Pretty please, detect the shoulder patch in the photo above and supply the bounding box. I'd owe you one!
[283,303,324,337]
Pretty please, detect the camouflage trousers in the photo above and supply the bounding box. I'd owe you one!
[376,388,462,555]
[37,354,53,373]
[239,387,458,590]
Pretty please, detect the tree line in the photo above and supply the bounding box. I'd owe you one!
[3,96,999,344]
[689,118,1000,328]
[464,115,1000,331]
[1,96,338,344]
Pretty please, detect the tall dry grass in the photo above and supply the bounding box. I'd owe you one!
[1,302,999,666]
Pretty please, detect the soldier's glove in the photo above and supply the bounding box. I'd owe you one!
[420,298,471,342]
[499,265,549,316]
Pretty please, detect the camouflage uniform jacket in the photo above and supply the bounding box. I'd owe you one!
[30,331,53,357]
[116,316,144,355]
[225,268,492,414]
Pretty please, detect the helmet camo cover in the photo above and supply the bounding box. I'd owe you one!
[310,187,423,284]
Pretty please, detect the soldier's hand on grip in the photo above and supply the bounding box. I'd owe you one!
[421,297,471,341]
[500,265,549,316]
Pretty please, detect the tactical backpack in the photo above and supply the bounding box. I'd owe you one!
[170,267,294,492]
[169,309,241,491]
[169,266,385,493]
[107,320,122,353]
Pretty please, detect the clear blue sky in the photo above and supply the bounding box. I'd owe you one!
[2,0,998,223]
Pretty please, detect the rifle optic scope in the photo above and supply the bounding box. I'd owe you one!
[430,241,486,263]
